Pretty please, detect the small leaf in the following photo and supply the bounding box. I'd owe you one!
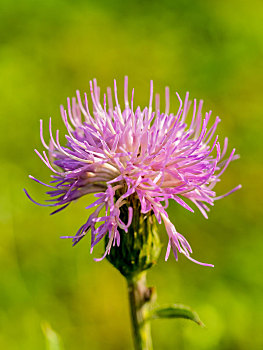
[148,304,205,327]
[41,321,64,350]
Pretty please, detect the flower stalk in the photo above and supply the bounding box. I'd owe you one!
[106,200,160,349]
[127,272,154,350]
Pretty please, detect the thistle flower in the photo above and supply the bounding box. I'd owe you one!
[25,77,241,267]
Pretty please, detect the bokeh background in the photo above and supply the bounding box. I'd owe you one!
[1,0,262,349]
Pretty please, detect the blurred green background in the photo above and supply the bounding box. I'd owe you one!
[0,0,262,349]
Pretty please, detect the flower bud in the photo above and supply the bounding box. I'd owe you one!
[106,200,162,278]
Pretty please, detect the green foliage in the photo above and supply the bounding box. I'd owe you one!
[41,322,63,350]
[149,304,204,327]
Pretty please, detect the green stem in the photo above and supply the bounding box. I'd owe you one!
[127,272,154,350]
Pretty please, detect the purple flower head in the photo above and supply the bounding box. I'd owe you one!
[25,77,241,266]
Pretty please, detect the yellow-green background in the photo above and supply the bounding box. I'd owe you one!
[0,0,262,349]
